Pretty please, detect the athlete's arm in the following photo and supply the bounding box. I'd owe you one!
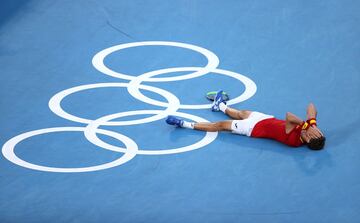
[285,104,323,136]
[286,112,303,125]
[306,103,324,138]
[285,112,303,133]
[306,103,317,119]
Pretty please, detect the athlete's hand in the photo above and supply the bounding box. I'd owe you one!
[312,125,324,137]
[306,126,323,139]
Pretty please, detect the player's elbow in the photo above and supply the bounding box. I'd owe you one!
[285,112,292,120]
[307,103,317,118]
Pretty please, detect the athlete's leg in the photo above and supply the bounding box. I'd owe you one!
[222,104,252,120]
[212,91,252,120]
[166,116,251,135]
[166,116,232,131]
[194,120,232,132]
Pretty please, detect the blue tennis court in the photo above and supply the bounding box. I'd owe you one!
[1,1,360,222]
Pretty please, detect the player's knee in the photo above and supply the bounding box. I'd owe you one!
[237,111,245,119]
[238,111,250,119]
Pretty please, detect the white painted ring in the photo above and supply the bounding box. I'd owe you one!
[84,110,218,155]
[2,41,257,173]
[92,41,220,82]
[1,127,138,173]
[48,83,180,126]
[128,67,257,109]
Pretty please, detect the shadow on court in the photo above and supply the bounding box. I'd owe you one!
[218,132,334,176]
[0,0,32,28]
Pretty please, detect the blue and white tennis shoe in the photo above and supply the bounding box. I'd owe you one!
[166,116,184,127]
[211,90,225,112]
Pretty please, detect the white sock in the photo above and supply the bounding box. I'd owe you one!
[219,102,228,113]
[182,121,195,129]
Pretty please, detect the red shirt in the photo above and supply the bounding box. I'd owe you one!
[250,118,303,147]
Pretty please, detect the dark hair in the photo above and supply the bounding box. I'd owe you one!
[307,136,326,150]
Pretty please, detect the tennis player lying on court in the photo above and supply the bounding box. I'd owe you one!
[166,90,325,150]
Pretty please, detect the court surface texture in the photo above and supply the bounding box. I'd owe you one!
[1,1,360,222]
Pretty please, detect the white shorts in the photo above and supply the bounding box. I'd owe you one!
[231,112,274,136]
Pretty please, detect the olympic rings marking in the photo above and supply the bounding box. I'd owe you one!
[2,127,138,173]
[2,41,257,173]
[84,110,218,155]
[127,67,257,110]
[92,41,220,82]
[48,83,180,125]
